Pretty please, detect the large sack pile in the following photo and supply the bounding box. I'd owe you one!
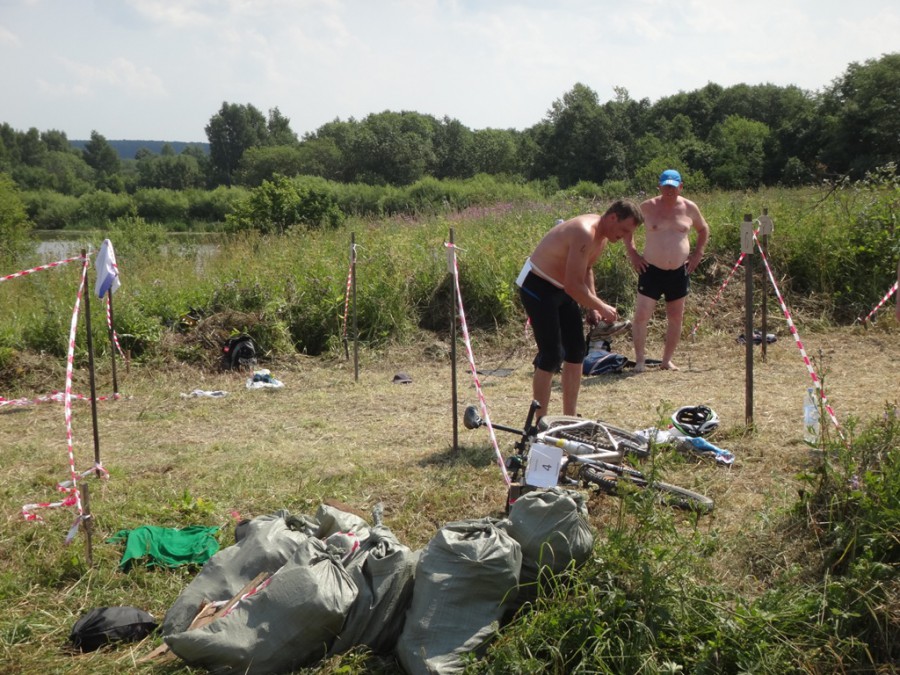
[160,487,593,674]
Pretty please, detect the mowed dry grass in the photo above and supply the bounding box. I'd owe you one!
[5,320,898,544]
[0,318,897,672]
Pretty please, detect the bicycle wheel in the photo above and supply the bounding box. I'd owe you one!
[580,465,714,514]
[539,415,651,460]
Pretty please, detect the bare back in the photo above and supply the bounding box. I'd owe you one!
[639,195,700,269]
[529,215,606,287]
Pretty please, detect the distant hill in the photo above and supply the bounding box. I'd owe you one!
[69,139,210,159]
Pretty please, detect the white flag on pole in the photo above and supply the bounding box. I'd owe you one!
[95,239,121,298]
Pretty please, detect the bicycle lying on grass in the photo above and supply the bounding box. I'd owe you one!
[463,401,714,514]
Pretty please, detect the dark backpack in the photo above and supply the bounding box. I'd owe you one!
[222,335,257,370]
[69,606,158,652]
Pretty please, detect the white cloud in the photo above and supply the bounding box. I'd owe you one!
[38,56,168,99]
[2,0,897,140]
[0,24,21,46]
[123,0,212,29]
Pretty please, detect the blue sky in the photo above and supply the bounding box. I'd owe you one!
[1,0,898,142]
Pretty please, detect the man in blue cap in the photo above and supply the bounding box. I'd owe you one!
[624,169,710,372]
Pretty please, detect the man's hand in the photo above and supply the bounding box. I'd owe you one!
[586,309,601,326]
[597,302,618,323]
[628,250,648,274]
[686,249,704,274]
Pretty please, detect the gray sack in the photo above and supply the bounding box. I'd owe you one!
[507,486,594,581]
[162,504,371,636]
[395,518,522,675]
[165,536,357,674]
[328,525,419,656]
[161,510,309,635]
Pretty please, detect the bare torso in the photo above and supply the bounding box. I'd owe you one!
[529,215,606,286]
[639,195,695,269]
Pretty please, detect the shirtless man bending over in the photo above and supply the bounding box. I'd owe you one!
[624,170,710,372]
[517,200,644,420]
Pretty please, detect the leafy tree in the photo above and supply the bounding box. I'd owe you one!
[433,117,475,179]
[470,128,520,175]
[349,111,437,185]
[709,115,771,189]
[39,129,72,153]
[0,172,32,263]
[82,130,120,177]
[292,137,344,181]
[136,151,204,190]
[235,145,307,186]
[0,123,18,170]
[205,102,268,186]
[265,107,298,146]
[38,151,94,194]
[819,52,900,177]
[648,83,724,141]
[599,87,650,181]
[18,127,46,166]
[302,119,360,182]
[536,83,610,187]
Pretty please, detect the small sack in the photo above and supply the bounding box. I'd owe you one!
[69,606,158,652]
[222,335,257,370]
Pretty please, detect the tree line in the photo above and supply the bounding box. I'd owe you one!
[0,53,897,214]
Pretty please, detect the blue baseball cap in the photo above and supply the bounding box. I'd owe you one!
[659,169,682,187]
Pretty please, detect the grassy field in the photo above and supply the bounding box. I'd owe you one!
[1,309,898,672]
[1,182,898,672]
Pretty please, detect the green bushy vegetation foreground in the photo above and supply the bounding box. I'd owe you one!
[472,409,899,674]
[2,169,899,371]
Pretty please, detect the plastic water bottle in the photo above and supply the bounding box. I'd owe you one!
[803,387,820,444]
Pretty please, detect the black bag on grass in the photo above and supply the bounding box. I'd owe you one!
[222,334,257,370]
[69,606,158,652]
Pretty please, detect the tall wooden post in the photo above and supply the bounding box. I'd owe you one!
[740,216,755,428]
[81,250,103,474]
[351,233,359,382]
[758,209,774,362]
[449,228,459,453]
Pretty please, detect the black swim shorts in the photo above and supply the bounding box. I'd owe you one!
[638,263,690,302]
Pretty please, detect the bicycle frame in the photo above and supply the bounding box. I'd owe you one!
[463,400,624,478]
[463,400,715,514]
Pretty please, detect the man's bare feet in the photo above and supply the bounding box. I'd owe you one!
[633,362,646,373]
[660,361,680,371]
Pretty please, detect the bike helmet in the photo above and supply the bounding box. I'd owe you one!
[671,405,719,437]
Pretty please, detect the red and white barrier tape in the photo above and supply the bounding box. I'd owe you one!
[105,295,127,359]
[752,232,845,441]
[21,254,93,536]
[446,243,512,486]
[858,281,898,324]
[341,243,357,342]
[690,252,746,338]
[0,255,83,284]
[1,391,121,408]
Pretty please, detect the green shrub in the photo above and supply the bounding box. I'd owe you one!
[186,185,248,223]
[22,189,80,230]
[0,173,32,263]
[226,175,344,234]
[133,188,190,224]
[75,190,134,228]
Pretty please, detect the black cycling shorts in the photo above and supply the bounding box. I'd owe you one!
[518,272,585,372]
